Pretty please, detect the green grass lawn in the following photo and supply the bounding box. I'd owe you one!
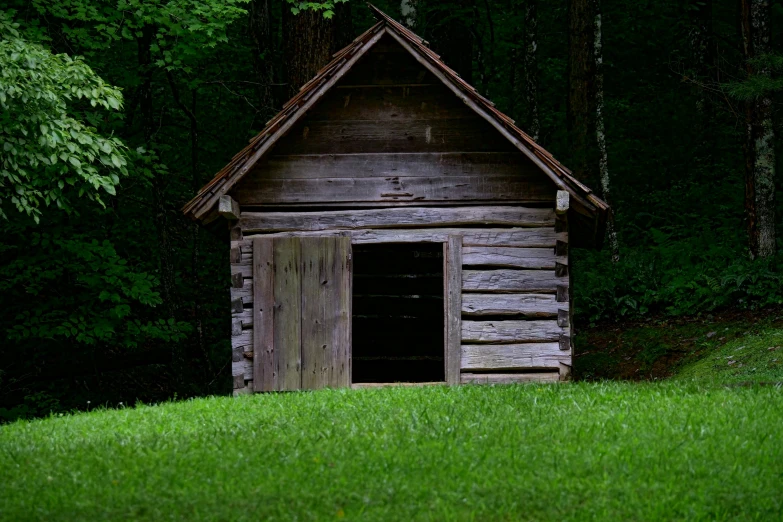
[2,379,782,521]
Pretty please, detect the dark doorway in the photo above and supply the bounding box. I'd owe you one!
[352,243,445,383]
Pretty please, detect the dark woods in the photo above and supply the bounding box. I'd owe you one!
[1,0,782,420]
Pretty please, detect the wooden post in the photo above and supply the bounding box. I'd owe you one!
[444,235,463,385]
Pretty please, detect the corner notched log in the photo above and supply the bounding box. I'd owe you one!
[219,195,241,220]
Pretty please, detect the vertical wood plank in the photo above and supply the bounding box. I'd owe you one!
[253,238,275,392]
[331,237,352,388]
[444,235,463,385]
[301,238,333,390]
[274,237,302,391]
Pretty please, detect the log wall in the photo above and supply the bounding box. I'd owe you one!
[458,207,571,384]
[231,205,572,393]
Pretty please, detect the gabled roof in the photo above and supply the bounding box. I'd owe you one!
[183,4,609,245]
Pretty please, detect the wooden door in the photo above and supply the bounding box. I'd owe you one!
[252,236,352,391]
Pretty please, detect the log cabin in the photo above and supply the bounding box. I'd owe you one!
[183,5,610,394]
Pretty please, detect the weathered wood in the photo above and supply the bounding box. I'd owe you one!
[559,362,572,381]
[555,240,568,256]
[230,226,243,241]
[232,264,252,278]
[301,238,333,390]
[233,174,556,206]
[192,27,388,219]
[232,374,245,390]
[461,372,560,384]
[234,358,254,381]
[231,272,244,288]
[231,298,243,314]
[461,229,562,248]
[232,329,252,349]
[462,247,561,269]
[444,236,462,385]
[333,237,352,388]
[246,152,540,180]
[218,195,241,220]
[240,206,555,233]
[231,277,253,305]
[556,284,570,302]
[274,238,302,391]
[555,262,568,277]
[384,29,586,207]
[233,384,253,396]
[460,343,569,370]
[231,318,243,337]
[559,334,571,352]
[556,190,570,214]
[461,320,562,343]
[462,270,567,293]
[306,85,468,121]
[253,238,276,392]
[232,307,253,328]
[557,309,569,327]
[461,294,561,317]
[274,118,518,155]
[230,247,241,264]
[244,228,564,247]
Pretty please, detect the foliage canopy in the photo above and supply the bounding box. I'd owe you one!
[0,10,127,222]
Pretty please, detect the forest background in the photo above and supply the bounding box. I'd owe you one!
[1,0,782,421]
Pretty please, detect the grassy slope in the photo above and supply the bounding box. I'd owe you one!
[576,310,783,383]
[1,382,782,521]
[675,325,783,384]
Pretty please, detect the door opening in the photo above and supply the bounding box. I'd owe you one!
[352,243,445,383]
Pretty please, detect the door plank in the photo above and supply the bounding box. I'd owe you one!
[301,238,332,390]
[332,238,352,388]
[252,238,276,392]
[274,238,302,391]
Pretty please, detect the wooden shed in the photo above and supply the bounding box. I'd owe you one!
[183,6,609,394]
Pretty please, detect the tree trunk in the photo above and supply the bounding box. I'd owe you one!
[593,1,618,261]
[741,0,776,258]
[282,5,353,97]
[523,0,540,141]
[138,27,177,318]
[333,2,354,51]
[689,0,714,117]
[567,0,597,184]
[569,0,618,259]
[249,0,277,118]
